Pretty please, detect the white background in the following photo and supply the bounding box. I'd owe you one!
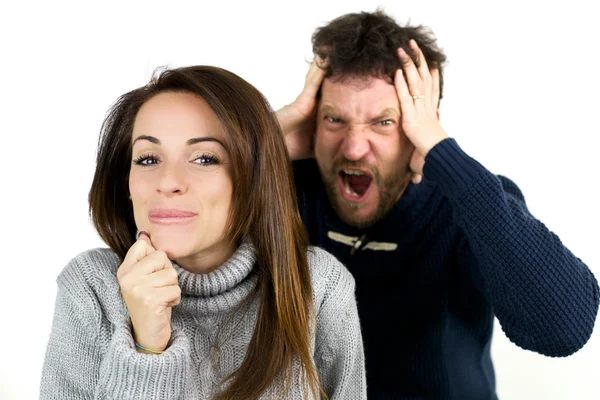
[1,1,599,399]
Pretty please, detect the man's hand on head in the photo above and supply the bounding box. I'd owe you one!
[395,39,449,180]
[276,56,327,160]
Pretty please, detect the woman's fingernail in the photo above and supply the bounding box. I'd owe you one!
[137,230,150,240]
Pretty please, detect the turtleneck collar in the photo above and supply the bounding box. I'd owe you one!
[172,241,258,316]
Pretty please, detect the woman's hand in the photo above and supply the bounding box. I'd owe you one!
[117,232,181,353]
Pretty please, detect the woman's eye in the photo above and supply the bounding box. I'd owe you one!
[193,154,219,165]
[133,155,160,166]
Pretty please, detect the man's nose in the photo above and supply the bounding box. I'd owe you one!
[340,126,371,161]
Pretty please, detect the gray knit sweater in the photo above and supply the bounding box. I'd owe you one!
[40,243,366,399]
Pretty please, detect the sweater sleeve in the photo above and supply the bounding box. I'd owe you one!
[40,256,195,400]
[423,138,600,357]
[311,248,367,400]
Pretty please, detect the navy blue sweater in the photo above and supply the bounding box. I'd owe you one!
[292,138,599,399]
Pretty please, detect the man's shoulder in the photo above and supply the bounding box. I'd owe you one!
[292,158,321,181]
[496,175,525,199]
[291,159,327,221]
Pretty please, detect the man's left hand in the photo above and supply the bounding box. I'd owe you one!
[395,39,449,184]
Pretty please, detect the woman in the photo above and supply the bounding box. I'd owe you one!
[40,66,366,399]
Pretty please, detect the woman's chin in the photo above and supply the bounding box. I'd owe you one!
[149,237,193,260]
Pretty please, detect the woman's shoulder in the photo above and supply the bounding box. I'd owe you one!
[57,248,121,291]
[306,246,355,306]
[56,248,127,325]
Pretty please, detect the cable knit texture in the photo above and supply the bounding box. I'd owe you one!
[40,242,366,399]
[293,138,599,400]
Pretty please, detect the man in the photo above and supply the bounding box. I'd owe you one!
[276,10,599,399]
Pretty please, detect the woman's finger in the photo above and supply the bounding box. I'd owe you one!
[133,250,173,276]
[117,237,156,278]
[143,267,179,288]
[153,285,182,307]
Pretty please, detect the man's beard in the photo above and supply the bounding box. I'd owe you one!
[320,158,411,229]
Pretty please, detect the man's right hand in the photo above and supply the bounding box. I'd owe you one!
[276,57,326,160]
[117,232,181,353]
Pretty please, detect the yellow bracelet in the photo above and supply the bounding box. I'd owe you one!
[135,342,164,354]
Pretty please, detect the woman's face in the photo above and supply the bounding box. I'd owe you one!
[129,92,234,273]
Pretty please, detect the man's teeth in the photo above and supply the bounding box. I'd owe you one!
[342,170,366,198]
[343,169,365,176]
[344,176,360,197]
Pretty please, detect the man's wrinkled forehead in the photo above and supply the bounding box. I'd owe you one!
[319,76,400,119]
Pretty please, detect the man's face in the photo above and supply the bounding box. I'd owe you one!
[315,76,414,228]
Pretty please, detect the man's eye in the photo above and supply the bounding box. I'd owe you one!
[326,116,343,123]
[379,119,393,126]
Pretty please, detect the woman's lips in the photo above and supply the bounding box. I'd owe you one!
[148,209,198,225]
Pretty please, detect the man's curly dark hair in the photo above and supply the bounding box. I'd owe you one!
[312,9,447,101]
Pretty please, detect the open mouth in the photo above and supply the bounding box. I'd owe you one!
[339,168,373,201]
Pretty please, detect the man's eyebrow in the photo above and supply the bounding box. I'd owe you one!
[370,108,400,122]
[375,108,400,118]
[319,105,340,116]
[132,135,226,148]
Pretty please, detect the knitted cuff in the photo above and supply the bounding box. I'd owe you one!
[96,327,192,399]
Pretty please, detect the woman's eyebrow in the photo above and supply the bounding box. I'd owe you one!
[132,135,160,145]
[132,135,225,148]
[186,137,225,148]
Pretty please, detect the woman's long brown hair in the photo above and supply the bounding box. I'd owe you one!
[88,66,323,399]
